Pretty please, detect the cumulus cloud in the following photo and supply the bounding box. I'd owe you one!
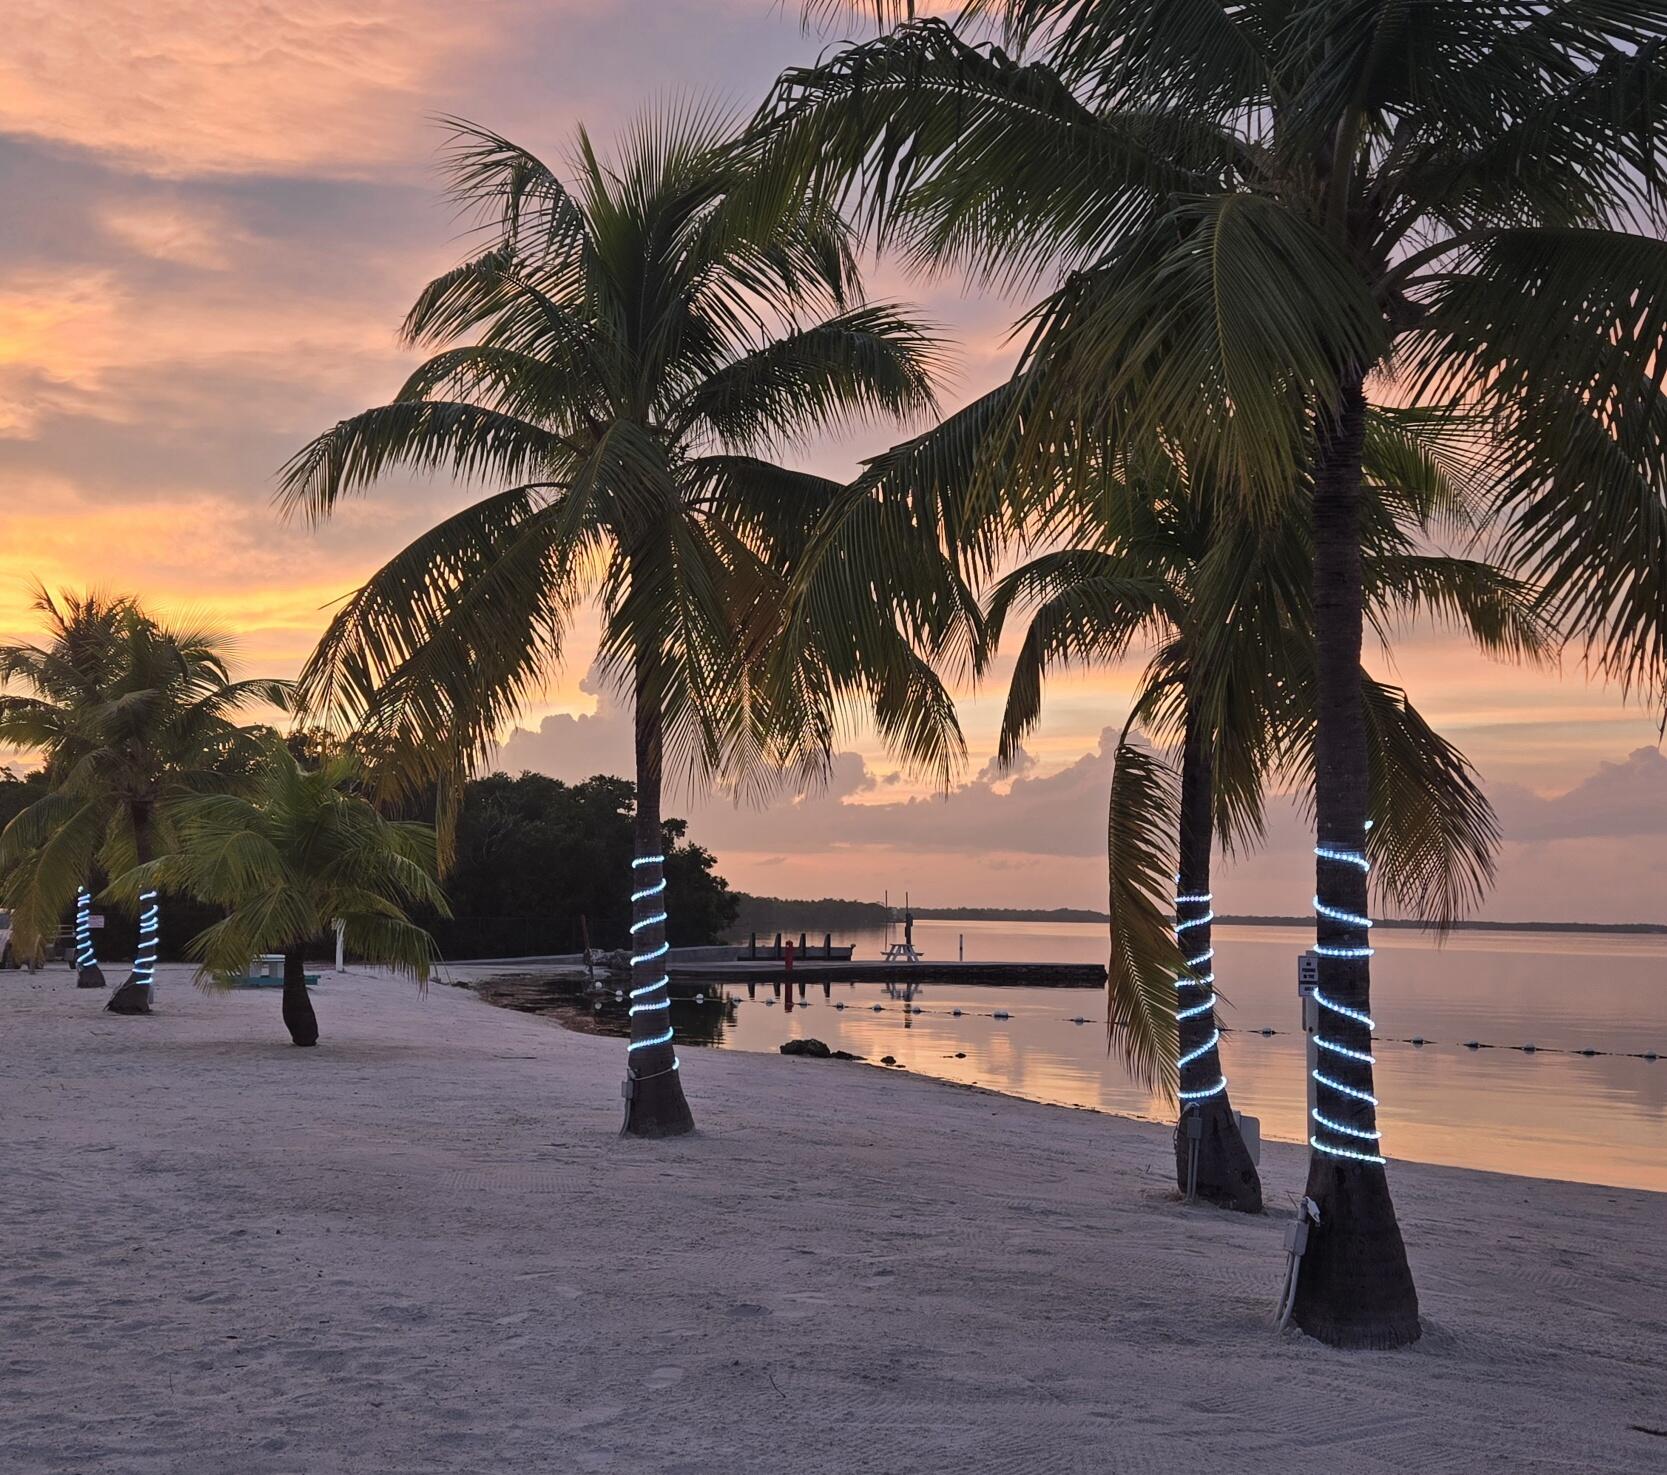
[493,672,635,784]
[497,689,1119,861]
[1488,747,1667,841]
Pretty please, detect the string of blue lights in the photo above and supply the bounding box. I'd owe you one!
[75,887,98,971]
[1174,887,1227,1105]
[133,889,158,995]
[627,854,678,1069]
[1309,840,1385,1165]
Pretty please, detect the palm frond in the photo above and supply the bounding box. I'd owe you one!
[1361,678,1498,932]
[1104,732,1182,1099]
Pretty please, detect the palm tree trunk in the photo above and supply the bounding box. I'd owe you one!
[1172,702,1262,1212]
[107,802,157,1014]
[282,947,319,1046]
[621,649,695,1137]
[1291,376,1421,1348]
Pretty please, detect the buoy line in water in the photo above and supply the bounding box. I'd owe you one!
[662,992,1664,1062]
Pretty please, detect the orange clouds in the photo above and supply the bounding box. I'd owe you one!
[0,0,497,177]
[0,0,1660,926]
[0,481,349,654]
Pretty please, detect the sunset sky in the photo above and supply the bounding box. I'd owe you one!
[3,0,1664,921]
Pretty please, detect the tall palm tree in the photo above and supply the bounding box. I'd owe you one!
[761,0,1667,1347]
[0,590,290,1013]
[122,744,447,1047]
[279,108,949,1136]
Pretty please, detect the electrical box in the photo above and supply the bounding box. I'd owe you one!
[1234,1111,1262,1166]
[1297,951,1320,1034]
[1298,951,1320,1127]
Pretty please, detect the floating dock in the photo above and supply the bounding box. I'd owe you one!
[668,959,1105,987]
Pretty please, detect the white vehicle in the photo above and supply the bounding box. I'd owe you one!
[0,908,13,969]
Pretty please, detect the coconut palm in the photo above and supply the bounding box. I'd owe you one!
[0,588,133,985]
[762,0,1667,1347]
[278,108,949,1135]
[979,429,1547,1212]
[0,590,290,1013]
[121,745,447,1047]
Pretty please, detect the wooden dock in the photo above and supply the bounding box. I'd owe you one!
[668,959,1105,987]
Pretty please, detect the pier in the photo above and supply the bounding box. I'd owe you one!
[669,958,1105,987]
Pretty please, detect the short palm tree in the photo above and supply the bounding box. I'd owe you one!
[279,108,947,1135]
[0,588,133,984]
[979,428,1547,1212]
[0,590,290,1013]
[763,0,1667,1347]
[122,745,447,1047]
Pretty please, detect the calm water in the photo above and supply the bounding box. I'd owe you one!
[490,919,1667,1193]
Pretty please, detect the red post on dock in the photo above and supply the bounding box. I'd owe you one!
[783,937,795,975]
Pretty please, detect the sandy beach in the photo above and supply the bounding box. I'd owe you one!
[3,964,1663,1474]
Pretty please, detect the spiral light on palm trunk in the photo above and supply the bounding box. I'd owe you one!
[1308,843,1386,1164]
[627,854,677,1065]
[133,889,159,999]
[75,888,98,969]
[1174,889,1226,1103]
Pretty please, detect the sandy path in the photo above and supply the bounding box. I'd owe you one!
[3,964,1663,1474]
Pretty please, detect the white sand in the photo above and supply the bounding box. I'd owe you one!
[3,963,1663,1474]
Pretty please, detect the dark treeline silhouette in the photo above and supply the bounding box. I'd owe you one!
[431,773,738,961]
[727,894,892,936]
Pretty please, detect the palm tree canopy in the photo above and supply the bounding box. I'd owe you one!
[281,107,955,834]
[117,744,448,988]
[0,587,138,771]
[0,589,292,951]
[761,3,1667,705]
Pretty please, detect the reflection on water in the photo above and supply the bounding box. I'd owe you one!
[474,921,1667,1194]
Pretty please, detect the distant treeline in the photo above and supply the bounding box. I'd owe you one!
[913,906,1108,924]
[1213,915,1667,935]
[728,894,891,936]
[728,891,1667,937]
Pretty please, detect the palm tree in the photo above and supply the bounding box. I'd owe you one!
[761,1,1667,1347]
[122,745,447,1047]
[279,108,948,1135]
[0,590,290,1013]
[0,588,133,986]
[979,428,1547,1212]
